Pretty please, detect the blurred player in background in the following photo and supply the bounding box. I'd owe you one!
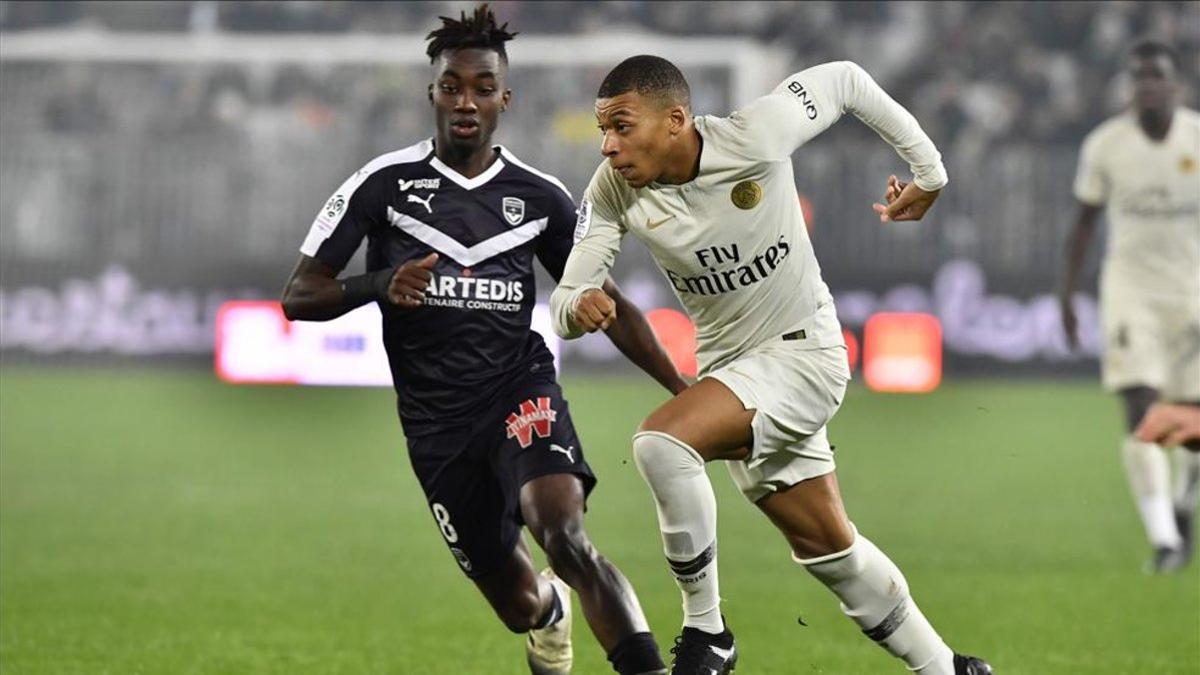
[1059,39,1200,574]
[552,56,991,675]
[281,7,684,674]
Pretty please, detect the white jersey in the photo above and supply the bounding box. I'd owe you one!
[551,61,948,375]
[1073,108,1200,303]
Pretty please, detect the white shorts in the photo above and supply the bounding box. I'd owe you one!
[1101,294,1200,400]
[706,341,850,503]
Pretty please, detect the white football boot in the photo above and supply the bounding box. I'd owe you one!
[526,568,573,674]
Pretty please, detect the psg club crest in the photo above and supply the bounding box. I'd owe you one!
[502,197,526,226]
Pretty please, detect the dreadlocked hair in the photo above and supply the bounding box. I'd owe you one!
[425,4,518,64]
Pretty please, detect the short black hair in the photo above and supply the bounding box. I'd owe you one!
[1127,38,1181,69]
[425,4,517,64]
[597,55,691,109]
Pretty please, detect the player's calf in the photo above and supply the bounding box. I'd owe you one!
[538,523,600,585]
[633,431,724,635]
[522,475,667,674]
[796,533,994,674]
[798,532,956,672]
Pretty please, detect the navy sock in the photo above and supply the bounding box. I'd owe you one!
[607,631,665,674]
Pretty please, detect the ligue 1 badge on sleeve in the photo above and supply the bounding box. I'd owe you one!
[731,180,762,210]
[323,194,346,220]
[574,199,592,243]
[502,196,526,226]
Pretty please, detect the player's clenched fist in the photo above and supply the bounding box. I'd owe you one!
[388,252,439,308]
[573,287,617,332]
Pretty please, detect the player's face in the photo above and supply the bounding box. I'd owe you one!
[429,48,511,153]
[1128,54,1177,115]
[595,92,686,188]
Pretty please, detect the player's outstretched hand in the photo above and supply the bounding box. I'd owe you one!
[387,252,438,308]
[872,175,940,222]
[573,288,617,333]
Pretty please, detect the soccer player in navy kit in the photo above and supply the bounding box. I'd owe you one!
[280,8,682,674]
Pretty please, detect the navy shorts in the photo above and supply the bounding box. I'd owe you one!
[405,372,596,579]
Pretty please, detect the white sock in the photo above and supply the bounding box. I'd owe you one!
[1122,437,1182,548]
[799,532,954,674]
[1172,446,1200,511]
[632,431,723,634]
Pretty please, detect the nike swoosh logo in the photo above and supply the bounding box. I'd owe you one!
[398,179,414,191]
[646,215,673,229]
[709,645,734,661]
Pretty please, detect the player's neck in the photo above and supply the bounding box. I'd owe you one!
[1137,106,1175,142]
[434,139,499,179]
[657,126,703,185]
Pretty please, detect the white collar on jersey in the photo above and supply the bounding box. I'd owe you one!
[427,140,507,190]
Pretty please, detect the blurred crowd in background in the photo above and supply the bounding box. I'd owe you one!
[3,1,1197,156]
[0,1,1196,366]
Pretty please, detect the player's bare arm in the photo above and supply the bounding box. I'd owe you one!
[597,280,690,395]
[1057,202,1103,350]
[280,251,438,321]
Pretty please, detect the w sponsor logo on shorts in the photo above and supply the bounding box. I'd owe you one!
[506,397,557,448]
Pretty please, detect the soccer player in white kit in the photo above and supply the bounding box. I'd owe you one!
[550,55,992,675]
[1059,40,1200,575]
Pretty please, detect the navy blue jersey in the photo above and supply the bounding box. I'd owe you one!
[300,139,579,434]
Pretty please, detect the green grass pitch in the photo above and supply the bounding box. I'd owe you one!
[2,369,1197,673]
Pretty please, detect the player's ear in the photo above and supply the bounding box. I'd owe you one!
[667,105,688,136]
[501,89,512,112]
[427,83,434,105]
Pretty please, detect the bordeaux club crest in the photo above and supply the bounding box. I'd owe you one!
[502,196,526,226]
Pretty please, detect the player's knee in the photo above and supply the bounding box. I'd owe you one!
[633,429,691,482]
[788,530,854,560]
[632,431,703,484]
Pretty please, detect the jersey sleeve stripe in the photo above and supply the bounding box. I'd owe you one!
[497,146,574,201]
[299,139,434,257]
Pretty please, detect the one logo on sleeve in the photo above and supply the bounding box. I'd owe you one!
[574,199,592,243]
[505,397,557,448]
[502,197,526,226]
[323,194,346,220]
[786,81,818,120]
